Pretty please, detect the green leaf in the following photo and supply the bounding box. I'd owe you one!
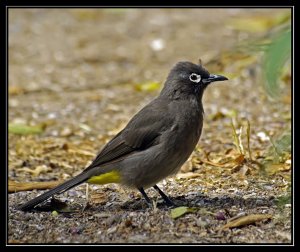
[170,206,197,219]
[51,210,59,217]
[9,123,45,135]
[275,194,291,209]
[274,131,291,155]
[263,29,291,98]
[246,119,252,160]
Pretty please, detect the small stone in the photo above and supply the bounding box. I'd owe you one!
[60,127,73,137]
[215,211,226,221]
[256,199,265,206]
[196,218,208,228]
[107,226,117,234]
[257,132,270,142]
[150,38,165,51]
[69,226,84,235]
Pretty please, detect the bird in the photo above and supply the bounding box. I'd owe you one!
[17,60,228,211]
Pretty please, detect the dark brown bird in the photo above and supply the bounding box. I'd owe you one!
[17,61,228,211]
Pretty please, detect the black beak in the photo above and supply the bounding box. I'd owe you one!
[202,74,228,84]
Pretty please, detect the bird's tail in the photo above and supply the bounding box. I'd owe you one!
[16,170,94,211]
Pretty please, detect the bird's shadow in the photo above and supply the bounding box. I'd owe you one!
[100,193,276,212]
[19,193,276,214]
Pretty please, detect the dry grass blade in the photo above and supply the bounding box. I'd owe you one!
[246,119,253,160]
[176,172,202,179]
[231,119,243,155]
[8,180,62,193]
[9,123,46,135]
[238,126,245,154]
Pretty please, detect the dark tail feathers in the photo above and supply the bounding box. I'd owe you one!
[17,170,93,211]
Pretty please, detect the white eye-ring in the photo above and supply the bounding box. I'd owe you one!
[189,73,201,83]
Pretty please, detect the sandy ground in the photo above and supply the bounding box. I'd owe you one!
[8,8,291,244]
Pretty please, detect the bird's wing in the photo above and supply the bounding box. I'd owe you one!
[84,99,172,170]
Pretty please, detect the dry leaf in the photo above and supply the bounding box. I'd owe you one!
[198,159,226,167]
[18,165,51,176]
[233,154,245,165]
[180,157,193,173]
[176,172,201,179]
[90,192,108,204]
[134,81,160,92]
[220,214,272,230]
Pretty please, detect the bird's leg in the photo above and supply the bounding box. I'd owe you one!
[153,184,174,206]
[138,187,152,205]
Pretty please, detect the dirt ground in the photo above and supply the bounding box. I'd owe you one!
[8,8,292,244]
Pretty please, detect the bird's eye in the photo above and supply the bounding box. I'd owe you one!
[189,73,201,83]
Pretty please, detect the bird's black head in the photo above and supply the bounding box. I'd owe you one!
[160,61,228,100]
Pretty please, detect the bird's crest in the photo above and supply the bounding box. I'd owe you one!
[198,58,203,66]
